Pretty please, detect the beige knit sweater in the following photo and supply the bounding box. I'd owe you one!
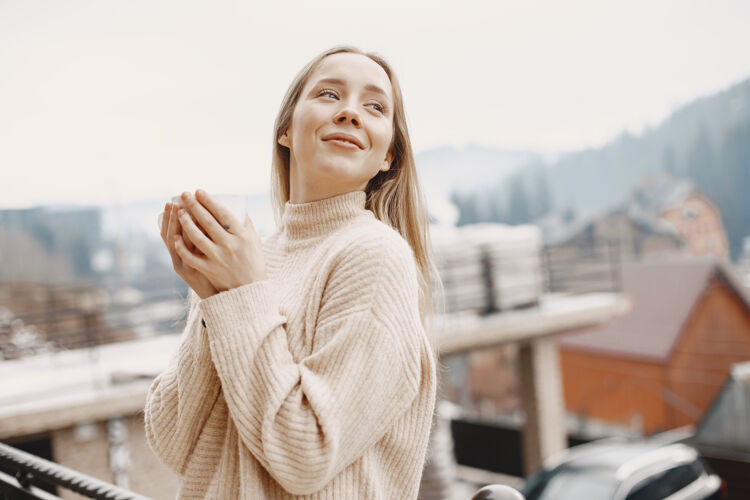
[144,190,437,499]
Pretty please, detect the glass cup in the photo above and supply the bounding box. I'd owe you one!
[158,193,248,234]
[212,194,249,226]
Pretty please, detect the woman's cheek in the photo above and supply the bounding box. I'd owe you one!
[295,128,316,159]
[376,129,393,156]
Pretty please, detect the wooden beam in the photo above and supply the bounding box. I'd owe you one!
[436,293,630,355]
[519,338,567,475]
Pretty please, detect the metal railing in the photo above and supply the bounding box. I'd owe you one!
[0,442,151,500]
[543,240,623,295]
[0,231,625,361]
[0,439,526,500]
[0,283,189,361]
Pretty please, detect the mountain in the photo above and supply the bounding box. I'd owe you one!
[542,77,750,217]
[454,77,750,259]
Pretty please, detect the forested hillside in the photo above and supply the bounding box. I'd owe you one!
[451,78,750,259]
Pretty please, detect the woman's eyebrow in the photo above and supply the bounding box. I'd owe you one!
[313,77,391,101]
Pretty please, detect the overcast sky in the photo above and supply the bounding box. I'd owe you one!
[2,0,749,208]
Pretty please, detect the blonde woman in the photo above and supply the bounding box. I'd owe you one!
[145,46,440,499]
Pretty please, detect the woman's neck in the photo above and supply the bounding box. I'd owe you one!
[281,190,369,241]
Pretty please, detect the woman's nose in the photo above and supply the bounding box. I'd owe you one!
[334,105,361,127]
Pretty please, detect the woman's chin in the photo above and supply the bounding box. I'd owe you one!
[299,157,375,188]
[314,159,363,177]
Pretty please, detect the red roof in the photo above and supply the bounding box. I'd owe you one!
[560,256,748,362]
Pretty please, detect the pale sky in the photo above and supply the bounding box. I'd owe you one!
[2,0,749,208]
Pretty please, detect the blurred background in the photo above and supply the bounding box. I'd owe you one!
[1,1,749,499]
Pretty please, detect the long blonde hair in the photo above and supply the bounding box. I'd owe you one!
[270,45,444,341]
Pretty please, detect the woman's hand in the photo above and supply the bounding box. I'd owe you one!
[160,201,218,300]
[172,189,267,294]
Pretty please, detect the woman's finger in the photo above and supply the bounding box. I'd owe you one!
[180,191,229,243]
[173,234,208,274]
[170,201,201,253]
[177,208,217,258]
[164,206,185,263]
[159,202,170,242]
[166,203,181,246]
[166,204,200,257]
[195,189,242,235]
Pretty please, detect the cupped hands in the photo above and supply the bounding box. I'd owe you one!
[160,189,267,299]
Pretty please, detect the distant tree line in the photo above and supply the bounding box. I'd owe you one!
[684,121,750,259]
[451,172,552,227]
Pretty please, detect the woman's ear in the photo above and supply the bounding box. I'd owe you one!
[380,150,393,172]
[278,131,290,148]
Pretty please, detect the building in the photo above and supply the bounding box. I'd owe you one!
[560,257,750,434]
[0,206,104,283]
[541,174,730,263]
[635,174,729,259]
[0,334,182,499]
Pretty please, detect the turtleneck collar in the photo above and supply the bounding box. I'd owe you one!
[281,190,370,240]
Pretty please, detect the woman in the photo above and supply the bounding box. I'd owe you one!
[145,45,440,499]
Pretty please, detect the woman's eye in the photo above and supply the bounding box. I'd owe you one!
[318,89,338,99]
[317,89,385,114]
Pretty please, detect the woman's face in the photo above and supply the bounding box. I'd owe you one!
[280,53,395,201]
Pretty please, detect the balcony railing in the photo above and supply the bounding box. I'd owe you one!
[0,439,526,499]
[0,441,151,500]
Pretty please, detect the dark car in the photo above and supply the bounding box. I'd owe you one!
[522,437,724,500]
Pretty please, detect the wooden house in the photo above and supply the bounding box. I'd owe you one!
[560,257,750,433]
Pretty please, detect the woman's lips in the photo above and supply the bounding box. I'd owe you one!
[324,138,361,151]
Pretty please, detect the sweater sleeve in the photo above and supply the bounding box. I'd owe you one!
[198,236,425,495]
[144,290,222,476]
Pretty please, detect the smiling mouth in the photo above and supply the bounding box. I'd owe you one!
[324,139,361,151]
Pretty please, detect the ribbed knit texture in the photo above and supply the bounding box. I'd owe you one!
[144,190,437,499]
